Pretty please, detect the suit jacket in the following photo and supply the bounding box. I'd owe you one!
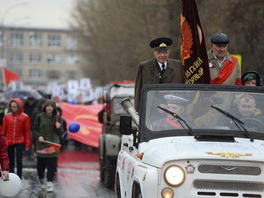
[134,58,185,112]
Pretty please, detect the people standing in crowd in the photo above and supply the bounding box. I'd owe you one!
[24,97,37,160]
[0,101,7,126]
[30,99,46,154]
[56,106,67,151]
[208,32,242,85]
[0,126,9,181]
[24,97,37,119]
[241,71,262,86]
[2,98,31,179]
[134,37,185,112]
[33,99,63,192]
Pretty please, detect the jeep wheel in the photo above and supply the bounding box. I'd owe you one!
[104,160,116,189]
[115,173,121,198]
[99,158,105,182]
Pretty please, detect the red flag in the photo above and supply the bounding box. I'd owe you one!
[58,102,102,148]
[181,0,210,84]
[2,67,21,85]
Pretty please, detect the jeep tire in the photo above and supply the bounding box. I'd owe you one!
[104,159,116,189]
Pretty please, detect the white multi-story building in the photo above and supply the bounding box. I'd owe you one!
[0,26,82,91]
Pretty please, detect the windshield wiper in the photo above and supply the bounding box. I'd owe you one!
[211,105,253,142]
[157,106,195,136]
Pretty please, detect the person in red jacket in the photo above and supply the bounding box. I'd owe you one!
[2,98,31,179]
[0,126,9,181]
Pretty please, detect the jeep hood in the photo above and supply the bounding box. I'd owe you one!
[139,136,264,168]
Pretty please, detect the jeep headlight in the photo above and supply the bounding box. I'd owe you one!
[164,165,185,187]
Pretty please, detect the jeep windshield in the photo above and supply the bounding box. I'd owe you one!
[139,84,264,142]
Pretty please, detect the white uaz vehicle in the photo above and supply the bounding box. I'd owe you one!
[116,84,264,198]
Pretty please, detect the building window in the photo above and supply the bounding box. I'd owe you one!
[0,32,4,46]
[29,69,41,79]
[47,54,61,64]
[67,71,78,80]
[29,53,41,63]
[47,70,60,80]
[48,34,60,47]
[66,55,79,65]
[11,32,23,47]
[10,53,23,63]
[29,33,42,47]
[66,36,77,50]
[13,69,22,77]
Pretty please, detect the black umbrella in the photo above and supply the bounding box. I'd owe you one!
[3,89,43,100]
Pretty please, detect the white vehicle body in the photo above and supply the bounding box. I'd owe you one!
[116,84,264,198]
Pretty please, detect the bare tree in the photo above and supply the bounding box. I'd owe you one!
[72,0,264,85]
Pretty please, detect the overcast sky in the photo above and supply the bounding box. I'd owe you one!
[0,0,76,29]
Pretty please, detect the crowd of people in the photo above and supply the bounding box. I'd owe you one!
[0,96,69,193]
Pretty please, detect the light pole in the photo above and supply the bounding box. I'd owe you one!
[0,2,28,91]
[0,2,28,27]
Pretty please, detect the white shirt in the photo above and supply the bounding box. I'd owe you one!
[158,62,167,71]
[212,53,227,67]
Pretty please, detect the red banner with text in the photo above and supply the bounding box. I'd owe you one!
[181,0,211,84]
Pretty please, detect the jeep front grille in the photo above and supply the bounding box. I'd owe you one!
[194,180,264,192]
[198,164,261,175]
[178,161,264,197]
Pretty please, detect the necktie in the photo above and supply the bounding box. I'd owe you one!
[161,64,165,75]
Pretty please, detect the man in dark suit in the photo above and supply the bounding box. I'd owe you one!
[134,37,185,112]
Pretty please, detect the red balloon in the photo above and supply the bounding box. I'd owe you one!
[68,122,80,133]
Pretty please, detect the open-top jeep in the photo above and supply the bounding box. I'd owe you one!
[98,81,134,188]
[116,84,264,198]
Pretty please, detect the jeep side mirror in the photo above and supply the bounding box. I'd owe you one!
[121,98,139,127]
[119,115,133,135]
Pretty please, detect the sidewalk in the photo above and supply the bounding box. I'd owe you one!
[23,154,37,169]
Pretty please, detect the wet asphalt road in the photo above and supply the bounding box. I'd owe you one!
[0,144,116,198]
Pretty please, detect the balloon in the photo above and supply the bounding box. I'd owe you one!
[68,122,80,133]
[70,98,76,105]
[0,173,22,197]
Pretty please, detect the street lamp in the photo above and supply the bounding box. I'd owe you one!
[0,2,28,26]
[0,2,28,91]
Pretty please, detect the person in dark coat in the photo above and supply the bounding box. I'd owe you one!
[0,101,7,126]
[33,99,63,192]
[134,37,185,112]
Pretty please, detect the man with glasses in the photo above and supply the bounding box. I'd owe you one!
[134,37,185,112]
